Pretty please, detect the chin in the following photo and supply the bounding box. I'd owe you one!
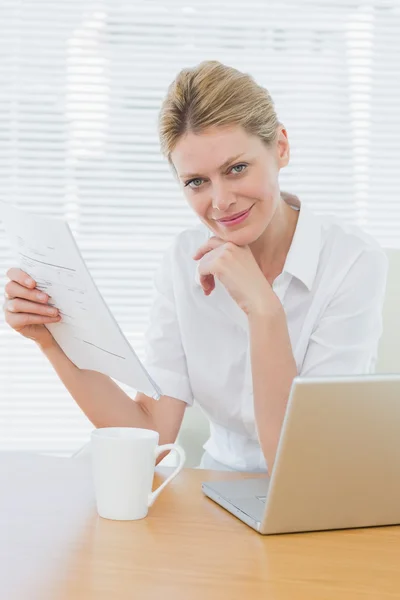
[213,224,262,247]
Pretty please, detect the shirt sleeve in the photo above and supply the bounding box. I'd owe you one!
[142,245,194,405]
[300,248,388,377]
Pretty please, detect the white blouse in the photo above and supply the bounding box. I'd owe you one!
[143,197,388,471]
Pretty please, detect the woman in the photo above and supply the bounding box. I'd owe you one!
[3,61,388,474]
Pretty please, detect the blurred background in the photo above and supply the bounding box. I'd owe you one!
[0,0,399,456]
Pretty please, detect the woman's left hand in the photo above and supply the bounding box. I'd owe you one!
[193,237,281,317]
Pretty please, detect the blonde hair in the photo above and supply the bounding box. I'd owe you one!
[158,60,281,161]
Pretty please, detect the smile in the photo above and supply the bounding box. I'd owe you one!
[217,205,253,226]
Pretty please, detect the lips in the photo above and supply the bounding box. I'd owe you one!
[217,207,252,223]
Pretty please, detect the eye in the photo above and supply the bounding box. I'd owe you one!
[184,177,204,189]
[230,163,247,174]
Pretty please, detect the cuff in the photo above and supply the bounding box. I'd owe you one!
[143,365,194,406]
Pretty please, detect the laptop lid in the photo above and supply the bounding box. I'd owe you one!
[261,374,400,534]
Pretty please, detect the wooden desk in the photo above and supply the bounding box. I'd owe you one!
[2,453,400,600]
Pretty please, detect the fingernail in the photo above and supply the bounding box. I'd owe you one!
[25,278,33,286]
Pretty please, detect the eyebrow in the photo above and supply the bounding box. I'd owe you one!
[179,153,246,180]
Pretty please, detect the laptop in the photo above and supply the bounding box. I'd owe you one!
[202,374,400,535]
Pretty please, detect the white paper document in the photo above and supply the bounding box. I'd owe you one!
[0,201,161,399]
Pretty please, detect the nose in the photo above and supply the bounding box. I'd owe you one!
[211,181,235,213]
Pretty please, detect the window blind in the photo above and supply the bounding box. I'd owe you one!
[1,0,399,453]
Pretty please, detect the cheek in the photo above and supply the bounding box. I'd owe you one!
[236,173,275,203]
[186,192,210,218]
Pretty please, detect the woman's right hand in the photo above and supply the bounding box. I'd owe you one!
[3,268,61,348]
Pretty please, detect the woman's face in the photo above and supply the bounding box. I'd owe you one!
[170,124,290,246]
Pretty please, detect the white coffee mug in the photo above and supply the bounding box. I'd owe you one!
[91,427,186,521]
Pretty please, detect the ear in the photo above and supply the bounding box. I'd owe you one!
[276,127,290,168]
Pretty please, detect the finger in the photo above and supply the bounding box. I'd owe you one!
[4,298,59,317]
[5,312,61,328]
[200,274,215,295]
[5,268,36,289]
[192,237,225,261]
[4,280,49,303]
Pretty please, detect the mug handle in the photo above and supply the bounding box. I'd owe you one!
[148,443,186,507]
